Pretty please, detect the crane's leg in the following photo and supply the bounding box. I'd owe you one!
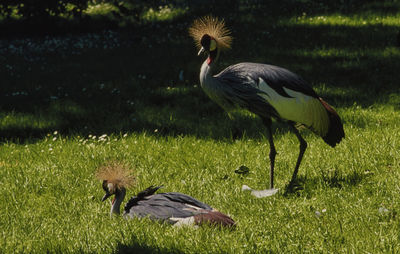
[266,125,277,189]
[242,119,279,197]
[287,125,307,191]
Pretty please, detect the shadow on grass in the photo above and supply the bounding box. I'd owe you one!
[0,4,399,143]
[284,169,368,197]
[115,242,184,254]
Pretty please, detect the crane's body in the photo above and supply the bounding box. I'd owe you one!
[96,165,235,227]
[201,61,342,147]
[122,186,235,226]
[190,16,344,196]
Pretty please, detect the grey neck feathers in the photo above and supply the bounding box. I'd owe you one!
[200,48,225,104]
[110,188,126,217]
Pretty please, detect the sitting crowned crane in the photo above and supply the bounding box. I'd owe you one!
[189,16,344,197]
[96,162,235,227]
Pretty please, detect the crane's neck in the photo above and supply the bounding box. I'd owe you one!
[200,48,220,87]
[110,188,126,217]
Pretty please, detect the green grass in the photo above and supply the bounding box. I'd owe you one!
[1,109,400,253]
[1,1,400,253]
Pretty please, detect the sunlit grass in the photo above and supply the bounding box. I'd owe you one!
[289,47,400,58]
[84,2,119,16]
[1,104,400,253]
[0,112,54,130]
[141,5,188,22]
[0,2,188,24]
[284,13,400,26]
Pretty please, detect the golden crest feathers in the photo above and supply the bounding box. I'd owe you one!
[189,16,232,50]
[96,161,135,190]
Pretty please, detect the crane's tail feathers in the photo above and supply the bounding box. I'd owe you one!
[319,98,345,147]
[194,211,236,227]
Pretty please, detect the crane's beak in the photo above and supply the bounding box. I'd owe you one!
[197,47,205,56]
[102,192,111,202]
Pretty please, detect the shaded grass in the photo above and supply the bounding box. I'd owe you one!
[1,33,399,141]
[1,2,400,253]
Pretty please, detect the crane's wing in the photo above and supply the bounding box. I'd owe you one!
[123,191,235,226]
[216,62,318,98]
[215,62,330,137]
[124,192,211,220]
[124,185,162,212]
[210,64,279,119]
[159,192,213,210]
[157,193,235,226]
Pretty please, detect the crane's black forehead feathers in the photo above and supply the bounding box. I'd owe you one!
[102,180,108,192]
[200,34,211,49]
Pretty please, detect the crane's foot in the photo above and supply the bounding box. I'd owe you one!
[232,127,244,140]
[242,185,279,198]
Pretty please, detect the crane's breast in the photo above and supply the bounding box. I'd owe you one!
[257,78,329,136]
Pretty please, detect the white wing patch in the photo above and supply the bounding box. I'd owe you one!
[170,216,195,227]
[257,78,329,136]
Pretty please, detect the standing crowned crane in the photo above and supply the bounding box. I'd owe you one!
[96,162,235,227]
[189,16,345,197]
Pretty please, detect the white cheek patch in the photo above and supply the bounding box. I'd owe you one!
[257,78,329,136]
[209,39,217,51]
